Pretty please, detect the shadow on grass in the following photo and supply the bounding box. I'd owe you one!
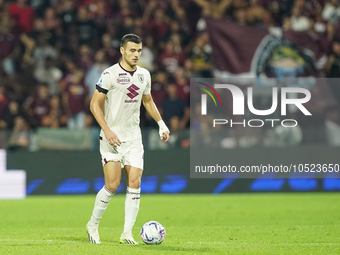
[3,243,48,247]
[137,244,216,253]
[54,236,217,253]
[104,242,217,253]
[54,236,87,242]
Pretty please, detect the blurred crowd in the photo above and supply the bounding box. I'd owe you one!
[1,0,340,150]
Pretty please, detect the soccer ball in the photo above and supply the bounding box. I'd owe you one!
[140,221,166,245]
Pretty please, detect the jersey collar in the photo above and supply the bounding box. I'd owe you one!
[119,62,137,76]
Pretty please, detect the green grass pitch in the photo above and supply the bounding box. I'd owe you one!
[0,193,339,255]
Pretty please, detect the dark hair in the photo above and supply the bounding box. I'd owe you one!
[120,34,142,47]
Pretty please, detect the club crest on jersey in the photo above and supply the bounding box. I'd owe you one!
[138,74,144,84]
[117,77,131,85]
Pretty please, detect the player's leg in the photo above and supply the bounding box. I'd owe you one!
[120,165,142,244]
[87,161,121,244]
[90,161,122,224]
[120,139,144,244]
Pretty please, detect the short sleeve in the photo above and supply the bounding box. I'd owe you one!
[96,70,112,94]
[143,71,151,95]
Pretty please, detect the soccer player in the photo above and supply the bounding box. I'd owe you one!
[86,34,170,244]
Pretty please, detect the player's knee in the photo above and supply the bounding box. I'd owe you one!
[128,178,141,189]
[106,181,120,193]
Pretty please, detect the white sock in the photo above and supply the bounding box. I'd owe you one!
[123,187,140,234]
[90,186,114,225]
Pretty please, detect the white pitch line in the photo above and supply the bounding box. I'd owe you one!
[48,227,117,230]
[0,239,80,242]
[185,242,339,245]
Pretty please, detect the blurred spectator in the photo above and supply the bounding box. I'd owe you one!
[29,17,58,47]
[158,41,184,74]
[61,60,88,129]
[161,84,190,128]
[92,0,112,38]
[57,0,77,32]
[19,33,35,64]
[147,8,170,46]
[4,100,21,130]
[34,57,63,96]
[85,49,109,97]
[326,23,337,52]
[0,9,19,75]
[322,0,340,25]
[8,0,35,33]
[169,33,183,55]
[117,16,135,39]
[23,83,51,127]
[141,69,168,128]
[261,0,288,26]
[60,33,79,60]
[151,70,168,108]
[167,115,190,148]
[233,7,248,25]
[77,44,93,72]
[82,0,108,18]
[13,34,36,100]
[115,0,138,21]
[44,7,61,31]
[32,34,57,67]
[8,116,30,150]
[0,85,9,130]
[164,20,190,47]
[192,0,232,19]
[100,33,120,65]
[138,35,155,71]
[283,6,310,31]
[294,0,322,20]
[133,17,145,39]
[42,95,67,128]
[75,5,96,45]
[183,58,194,78]
[0,0,6,12]
[30,0,50,17]
[169,0,189,28]
[247,0,273,28]
[174,67,190,102]
[41,7,61,46]
[311,5,329,37]
[0,99,20,149]
[30,18,46,40]
[189,33,212,77]
[326,39,340,77]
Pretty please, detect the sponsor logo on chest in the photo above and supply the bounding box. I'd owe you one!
[125,99,139,103]
[116,77,131,85]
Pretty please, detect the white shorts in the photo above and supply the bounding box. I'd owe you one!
[99,137,144,170]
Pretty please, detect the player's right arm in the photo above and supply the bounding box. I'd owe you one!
[90,89,121,146]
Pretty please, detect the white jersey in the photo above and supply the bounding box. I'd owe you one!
[96,63,151,142]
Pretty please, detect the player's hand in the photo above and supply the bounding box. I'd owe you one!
[161,130,170,142]
[104,128,121,146]
[157,120,170,142]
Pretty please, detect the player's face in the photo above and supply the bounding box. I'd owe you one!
[121,42,142,67]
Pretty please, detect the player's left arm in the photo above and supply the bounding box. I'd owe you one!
[142,93,170,142]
